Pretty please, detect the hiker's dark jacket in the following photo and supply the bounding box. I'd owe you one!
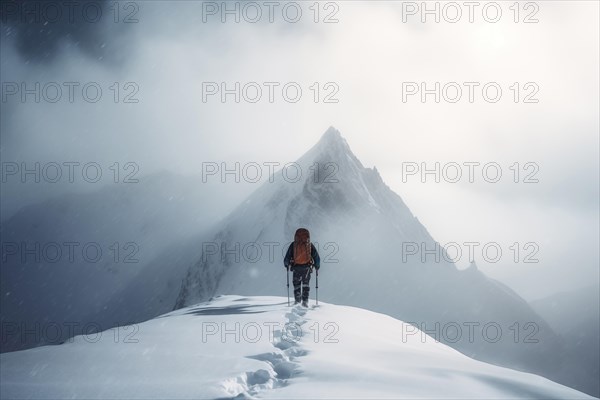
[284,243,320,270]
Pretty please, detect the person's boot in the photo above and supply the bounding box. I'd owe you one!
[301,300,308,308]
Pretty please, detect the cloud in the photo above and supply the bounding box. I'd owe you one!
[1,1,598,299]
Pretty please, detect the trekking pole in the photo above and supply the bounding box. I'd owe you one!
[315,269,319,306]
[286,266,290,306]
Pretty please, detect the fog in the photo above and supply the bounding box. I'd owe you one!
[1,0,598,300]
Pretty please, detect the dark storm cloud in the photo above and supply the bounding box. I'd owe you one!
[0,0,132,64]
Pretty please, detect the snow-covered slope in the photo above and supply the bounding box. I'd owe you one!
[173,127,565,385]
[0,296,592,400]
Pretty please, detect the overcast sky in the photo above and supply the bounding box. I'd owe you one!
[1,1,598,300]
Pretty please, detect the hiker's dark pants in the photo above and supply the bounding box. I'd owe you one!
[291,265,311,302]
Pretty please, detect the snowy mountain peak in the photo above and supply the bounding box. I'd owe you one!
[300,126,357,168]
[284,128,425,237]
[175,127,432,307]
[310,128,383,189]
[317,125,345,147]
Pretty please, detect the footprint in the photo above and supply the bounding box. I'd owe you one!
[246,369,272,386]
[272,360,299,379]
[222,304,313,398]
[286,347,308,358]
[248,352,286,364]
[273,338,295,351]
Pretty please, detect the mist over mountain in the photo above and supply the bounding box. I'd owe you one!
[0,171,231,352]
[531,285,600,396]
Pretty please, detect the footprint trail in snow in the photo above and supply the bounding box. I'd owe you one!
[220,305,312,399]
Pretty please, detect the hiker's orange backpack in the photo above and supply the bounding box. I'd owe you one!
[293,228,312,265]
